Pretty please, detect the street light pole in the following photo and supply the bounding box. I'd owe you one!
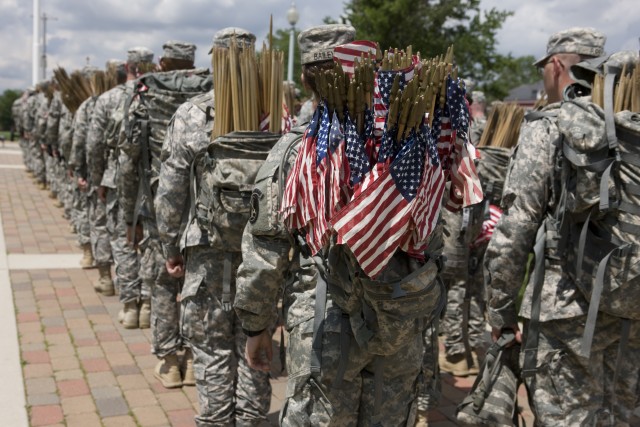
[286,1,299,83]
[32,0,40,85]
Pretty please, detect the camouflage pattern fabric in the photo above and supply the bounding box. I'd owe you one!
[31,93,48,184]
[70,97,97,247]
[417,322,441,412]
[139,231,182,357]
[235,129,440,424]
[182,245,271,426]
[440,200,486,357]
[88,193,112,266]
[86,82,131,189]
[155,91,214,258]
[297,99,314,126]
[484,102,588,330]
[106,190,142,303]
[482,101,640,423]
[469,116,486,146]
[522,313,640,425]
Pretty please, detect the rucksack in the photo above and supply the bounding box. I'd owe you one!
[121,69,212,222]
[555,51,640,356]
[192,131,284,252]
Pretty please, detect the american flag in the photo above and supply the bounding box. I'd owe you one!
[344,112,370,187]
[327,111,349,217]
[332,129,428,277]
[403,126,447,253]
[373,67,414,137]
[281,108,321,231]
[442,77,483,211]
[259,104,292,133]
[471,204,503,248]
[333,41,378,77]
[431,106,454,171]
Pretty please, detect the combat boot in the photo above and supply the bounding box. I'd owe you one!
[415,409,429,427]
[79,243,95,269]
[154,353,182,388]
[54,198,64,208]
[122,301,139,329]
[68,223,76,234]
[181,348,195,386]
[138,299,151,329]
[95,265,115,296]
[37,181,47,190]
[439,352,472,377]
[48,190,57,199]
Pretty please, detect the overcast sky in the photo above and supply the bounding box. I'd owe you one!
[0,0,638,93]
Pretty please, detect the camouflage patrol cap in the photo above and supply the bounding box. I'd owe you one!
[162,40,196,62]
[533,27,606,67]
[208,27,256,53]
[298,24,356,65]
[105,59,125,73]
[127,47,154,64]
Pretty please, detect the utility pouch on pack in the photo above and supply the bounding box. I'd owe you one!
[324,245,447,356]
[195,131,281,252]
[456,330,524,427]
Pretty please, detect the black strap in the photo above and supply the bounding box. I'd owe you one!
[522,220,547,377]
[132,118,155,232]
[333,312,351,389]
[609,318,631,425]
[310,255,328,375]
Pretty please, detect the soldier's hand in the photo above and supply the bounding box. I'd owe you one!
[77,177,88,192]
[97,186,107,202]
[165,255,184,278]
[491,325,522,345]
[126,224,144,249]
[245,330,273,372]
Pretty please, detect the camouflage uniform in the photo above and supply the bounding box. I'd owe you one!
[45,90,63,197]
[485,101,640,424]
[70,97,98,250]
[87,80,141,294]
[297,98,315,125]
[57,104,75,221]
[235,128,436,426]
[32,91,49,185]
[155,91,271,425]
[469,116,486,146]
[440,203,485,358]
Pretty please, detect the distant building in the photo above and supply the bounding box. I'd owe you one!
[504,82,544,109]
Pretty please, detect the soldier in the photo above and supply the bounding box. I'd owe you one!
[119,41,203,376]
[484,28,640,424]
[155,28,272,425]
[235,24,445,425]
[87,48,152,298]
[468,90,486,145]
[69,64,108,270]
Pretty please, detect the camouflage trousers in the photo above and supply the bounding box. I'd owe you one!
[182,245,271,427]
[523,313,640,426]
[281,299,423,426]
[440,207,487,356]
[88,191,112,266]
[417,321,441,412]
[73,186,90,245]
[106,189,141,303]
[59,165,74,220]
[45,155,57,195]
[29,139,45,183]
[139,228,181,357]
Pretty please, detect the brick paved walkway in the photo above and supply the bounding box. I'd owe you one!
[1,141,635,426]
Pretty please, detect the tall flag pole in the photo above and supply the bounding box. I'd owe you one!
[32,0,41,85]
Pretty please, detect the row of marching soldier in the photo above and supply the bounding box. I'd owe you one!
[10,20,640,427]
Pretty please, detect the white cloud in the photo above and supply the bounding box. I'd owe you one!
[0,0,637,92]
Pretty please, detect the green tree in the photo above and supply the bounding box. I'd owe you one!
[342,0,539,100]
[0,89,22,131]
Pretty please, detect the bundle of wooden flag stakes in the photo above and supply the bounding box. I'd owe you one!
[282,42,484,278]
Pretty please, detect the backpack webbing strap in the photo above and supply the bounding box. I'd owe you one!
[221,252,233,312]
[603,66,621,150]
[132,119,155,232]
[524,110,557,123]
[562,143,611,172]
[522,220,547,377]
[310,254,328,375]
[609,318,631,425]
